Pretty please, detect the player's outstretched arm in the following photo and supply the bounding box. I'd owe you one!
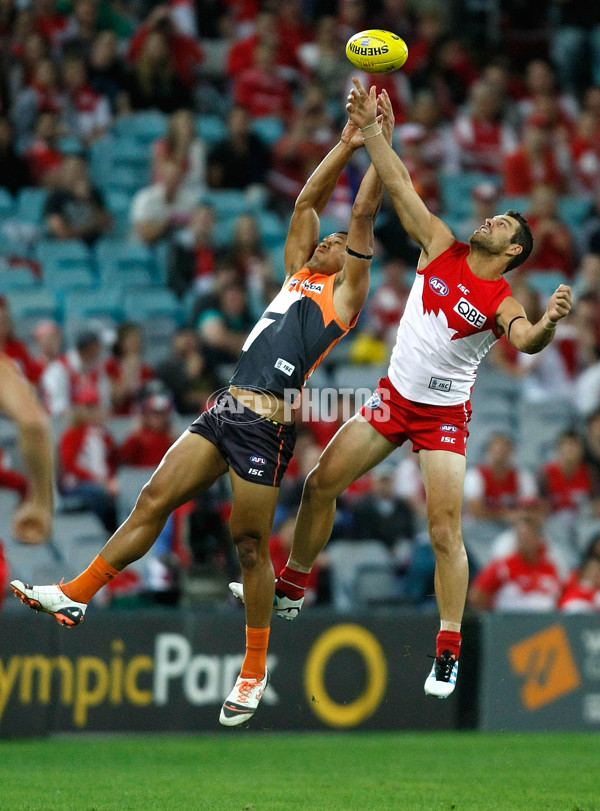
[498,284,572,354]
[0,356,53,543]
[284,122,363,280]
[346,78,453,261]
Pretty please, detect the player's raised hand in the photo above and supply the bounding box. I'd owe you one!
[546,283,572,324]
[378,88,394,144]
[12,498,52,545]
[346,78,378,130]
[340,118,365,150]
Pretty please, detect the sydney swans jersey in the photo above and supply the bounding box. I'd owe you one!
[230,268,356,397]
[388,242,512,405]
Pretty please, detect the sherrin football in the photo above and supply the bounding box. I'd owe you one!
[345,29,408,74]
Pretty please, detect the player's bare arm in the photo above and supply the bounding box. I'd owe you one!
[497,283,572,354]
[0,356,53,543]
[345,79,453,264]
[333,92,394,321]
[283,120,363,281]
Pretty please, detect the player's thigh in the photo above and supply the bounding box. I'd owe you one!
[313,413,397,495]
[419,449,466,526]
[228,468,280,543]
[145,430,229,510]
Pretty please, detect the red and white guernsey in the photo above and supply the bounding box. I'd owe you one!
[388,241,512,406]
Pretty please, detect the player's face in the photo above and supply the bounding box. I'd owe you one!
[470,214,519,254]
[308,233,347,274]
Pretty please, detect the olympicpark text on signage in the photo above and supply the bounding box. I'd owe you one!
[0,627,389,729]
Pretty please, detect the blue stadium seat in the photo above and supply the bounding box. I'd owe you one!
[251,116,284,145]
[196,114,227,145]
[113,111,167,144]
[0,187,14,217]
[62,286,124,321]
[525,271,565,298]
[15,187,49,225]
[35,240,92,270]
[103,190,134,238]
[558,196,593,233]
[255,210,287,247]
[123,286,182,321]
[497,195,530,214]
[207,189,251,218]
[441,172,501,219]
[100,265,154,289]
[42,265,97,292]
[6,287,59,321]
[95,239,155,279]
[0,267,39,292]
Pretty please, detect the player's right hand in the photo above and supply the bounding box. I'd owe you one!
[12,500,52,545]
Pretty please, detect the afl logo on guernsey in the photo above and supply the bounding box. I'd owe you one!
[440,424,458,433]
[249,455,267,466]
[429,277,449,296]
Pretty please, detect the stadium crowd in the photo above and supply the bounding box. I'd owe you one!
[1,0,600,614]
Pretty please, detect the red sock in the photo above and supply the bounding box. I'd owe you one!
[436,630,461,659]
[276,565,310,600]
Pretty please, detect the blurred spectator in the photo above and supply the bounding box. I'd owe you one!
[151,108,206,188]
[59,0,104,55]
[232,40,293,120]
[57,384,119,533]
[503,115,566,195]
[569,109,600,194]
[226,9,293,78]
[44,153,112,243]
[206,105,271,191]
[550,0,600,92]
[447,79,517,175]
[0,446,28,502]
[269,84,335,210]
[88,29,129,111]
[104,322,154,415]
[520,183,577,278]
[195,278,254,371]
[356,257,410,355]
[224,213,274,312]
[559,549,600,612]
[0,296,42,384]
[480,57,524,131]
[468,500,562,611]
[23,111,64,187]
[356,65,413,127]
[277,435,323,521]
[167,203,217,298]
[123,28,193,113]
[463,433,538,567]
[335,0,367,45]
[297,15,353,105]
[347,462,415,552]
[0,115,31,194]
[12,57,64,145]
[398,88,449,167]
[8,29,49,102]
[127,3,203,88]
[517,58,579,126]
[410,31,478,117]
[154,326,221,415]
[32,318,63,371]
[61,52,112,144]
[453,180,501,243]
[396,123,440,212]
[580,189,600,254]
[41,328,111,417]
[119,391,177,466]
[130,158,198,244]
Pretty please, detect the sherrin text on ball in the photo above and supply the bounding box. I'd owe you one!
[345,29,408,74]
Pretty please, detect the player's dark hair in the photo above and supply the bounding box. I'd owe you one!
[504,210,533,272]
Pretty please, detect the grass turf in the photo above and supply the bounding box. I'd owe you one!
[1,731,598,810]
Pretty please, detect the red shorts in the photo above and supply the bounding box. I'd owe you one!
[359,375,471,455]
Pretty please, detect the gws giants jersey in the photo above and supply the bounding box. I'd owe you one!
[230,268,357,397]
[388,241,512,405]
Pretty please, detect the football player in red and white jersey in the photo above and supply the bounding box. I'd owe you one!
[266,79,572,700]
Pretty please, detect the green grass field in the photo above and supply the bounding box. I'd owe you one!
[1,731,598,810]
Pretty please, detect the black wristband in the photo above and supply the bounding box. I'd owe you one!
[345,245,373,261]
[507,315,525,341]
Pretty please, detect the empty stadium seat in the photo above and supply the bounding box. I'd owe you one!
[123,287,182,321]
[441,172,501,218]
[6,287,59,321]
[62,286,124,321]
[0,267,39,292]
[15,187,49,225]
[251,116,284,145]
[42,265,97,292]
[35,239,92,270]
[113,111,167,143]
[196,114,227,145]
[0,186,14,216]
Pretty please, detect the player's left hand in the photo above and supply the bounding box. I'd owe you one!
[340,118,365,150]
[546,283,572,323]
[346,78,378,130]
[12,499,52,545]
[378,88,395,145]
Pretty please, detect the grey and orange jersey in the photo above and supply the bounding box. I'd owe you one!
[230,268,358,400]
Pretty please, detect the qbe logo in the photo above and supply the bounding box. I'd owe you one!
[429,277,449,296]
[454,297,486,328]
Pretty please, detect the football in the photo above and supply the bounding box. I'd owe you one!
[345,29,408,74]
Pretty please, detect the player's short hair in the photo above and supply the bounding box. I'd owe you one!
[504,210,533,272]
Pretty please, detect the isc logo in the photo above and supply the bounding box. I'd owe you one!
[248,468,264,476]
[453,297,486,328]
[429,277,448,296]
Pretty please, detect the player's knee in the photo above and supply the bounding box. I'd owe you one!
[136,480,172,520]
[428,517,462,557]
[303,465,340,503]
[234,532,262,570]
